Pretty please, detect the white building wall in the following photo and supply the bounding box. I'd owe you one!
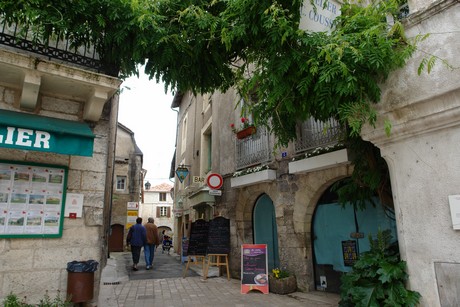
[361,2,460,305]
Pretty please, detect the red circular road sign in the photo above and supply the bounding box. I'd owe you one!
[206,173,223,189]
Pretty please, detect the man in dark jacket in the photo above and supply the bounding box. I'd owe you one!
[127,217,146,271]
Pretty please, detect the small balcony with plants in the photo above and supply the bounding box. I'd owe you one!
[288,117,350,174]
[230,120,275,188]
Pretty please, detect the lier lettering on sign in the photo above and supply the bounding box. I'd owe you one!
[0,127,51,149]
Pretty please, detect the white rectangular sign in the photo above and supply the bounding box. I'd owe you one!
[64,193,84,218]
[300,0,341,33]
[127,202,139,210]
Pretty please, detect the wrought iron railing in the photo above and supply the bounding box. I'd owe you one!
[235,126,271,170]
[295,117,343,153]
[0,17,103,72]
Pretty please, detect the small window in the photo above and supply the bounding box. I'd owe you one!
[157,206,171,217]
[116,176,126,190]
[159,192,167,202]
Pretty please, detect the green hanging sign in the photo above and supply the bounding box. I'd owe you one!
[175,166,189,183]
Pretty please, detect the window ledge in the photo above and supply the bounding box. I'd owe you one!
[231,169,277,188]
[288,148,350,174]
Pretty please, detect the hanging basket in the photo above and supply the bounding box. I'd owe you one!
[236,126,257,139]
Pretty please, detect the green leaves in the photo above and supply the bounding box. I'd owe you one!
[339,230,421,307]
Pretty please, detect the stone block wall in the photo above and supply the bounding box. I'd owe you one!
[0,85,108,304]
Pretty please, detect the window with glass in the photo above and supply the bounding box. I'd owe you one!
[159,192,167,202]
[116,176,126,190]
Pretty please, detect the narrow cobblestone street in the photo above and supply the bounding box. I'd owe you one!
[98,250,340,307]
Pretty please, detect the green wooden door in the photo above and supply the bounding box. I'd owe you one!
[253,194,280,270]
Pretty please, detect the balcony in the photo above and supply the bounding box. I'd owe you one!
[235,126,271,170]
[289,117,349,173]
[295,117,343,154]
[0,18,121,122]
[0,17,104,73]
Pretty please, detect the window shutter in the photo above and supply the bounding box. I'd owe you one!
[156,206,160,217]
[167,207,171,218]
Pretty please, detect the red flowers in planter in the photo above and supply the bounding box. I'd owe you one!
[230,118,256,139]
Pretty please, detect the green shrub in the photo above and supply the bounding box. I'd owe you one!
[339,230,421,307]
[2,291,71,307]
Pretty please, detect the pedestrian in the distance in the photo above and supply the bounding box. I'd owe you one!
[126,217,146,271]
[144,217,160,270]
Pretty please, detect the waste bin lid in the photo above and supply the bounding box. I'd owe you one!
[66,260,99,272]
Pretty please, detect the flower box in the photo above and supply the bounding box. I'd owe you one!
[268,275,297,295]
[230,169,276,188]
[288,148,350,174]
[236,126,257,139]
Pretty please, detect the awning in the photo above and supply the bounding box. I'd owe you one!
[188,187,215,207]
[0,109,95,156]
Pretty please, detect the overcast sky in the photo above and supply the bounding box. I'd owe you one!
[118,72,177,187]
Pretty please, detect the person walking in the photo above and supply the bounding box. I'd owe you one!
[126,217,146,271]
[144,217,160,270]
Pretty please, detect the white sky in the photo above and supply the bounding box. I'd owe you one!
[118,72,177,187]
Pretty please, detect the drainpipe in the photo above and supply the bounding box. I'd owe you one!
[102,92,119,266]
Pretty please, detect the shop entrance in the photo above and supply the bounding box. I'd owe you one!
[253,194,279,271]
[312,182,397,293]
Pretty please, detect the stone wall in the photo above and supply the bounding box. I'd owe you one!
[220,158,352,292]
[0,84,108,303]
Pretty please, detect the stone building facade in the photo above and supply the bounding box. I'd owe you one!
[109,123,144,252]
[170,1,460,305]
[141,183,174,236]
[0,32,120,303]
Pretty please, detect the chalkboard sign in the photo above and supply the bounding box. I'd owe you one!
[207,216,230,254]
[186,219,209,256]
[241,244,269,294]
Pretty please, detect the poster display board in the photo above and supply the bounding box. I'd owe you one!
[186,219,209,256]
[241,244,269,294]
[0,161,67,238]
[342,240,358,267]
[207,216,230,254]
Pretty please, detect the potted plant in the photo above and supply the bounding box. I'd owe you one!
[230,117,256,139]
[269,267,297,295]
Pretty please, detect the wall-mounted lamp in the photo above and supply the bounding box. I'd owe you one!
[144,181,151,190]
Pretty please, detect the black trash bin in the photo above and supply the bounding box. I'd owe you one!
[66,260,99,303]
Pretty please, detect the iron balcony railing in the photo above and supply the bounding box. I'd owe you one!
[295,117,343,154]
[235,126,271,170]
[0,17,103,72]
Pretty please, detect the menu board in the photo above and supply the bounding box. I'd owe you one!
[241,244,269,294]
[207,216,230,254]
[0,161,67,238]
[186,219,209,256]
[342,240,358,266]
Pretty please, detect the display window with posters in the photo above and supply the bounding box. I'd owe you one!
[0,160,67,238]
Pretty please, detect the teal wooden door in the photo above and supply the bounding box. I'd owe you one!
[253,194,279,270]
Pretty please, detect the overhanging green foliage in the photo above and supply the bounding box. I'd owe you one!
[0,0,415,143]
[0,0,419,209]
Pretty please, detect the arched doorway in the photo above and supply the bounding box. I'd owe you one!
[253,194,280,271]
[109,224,124,252]
[312,182,397,293]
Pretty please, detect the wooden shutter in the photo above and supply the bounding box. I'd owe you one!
[167,207,171,218]
[156,206,160,217]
